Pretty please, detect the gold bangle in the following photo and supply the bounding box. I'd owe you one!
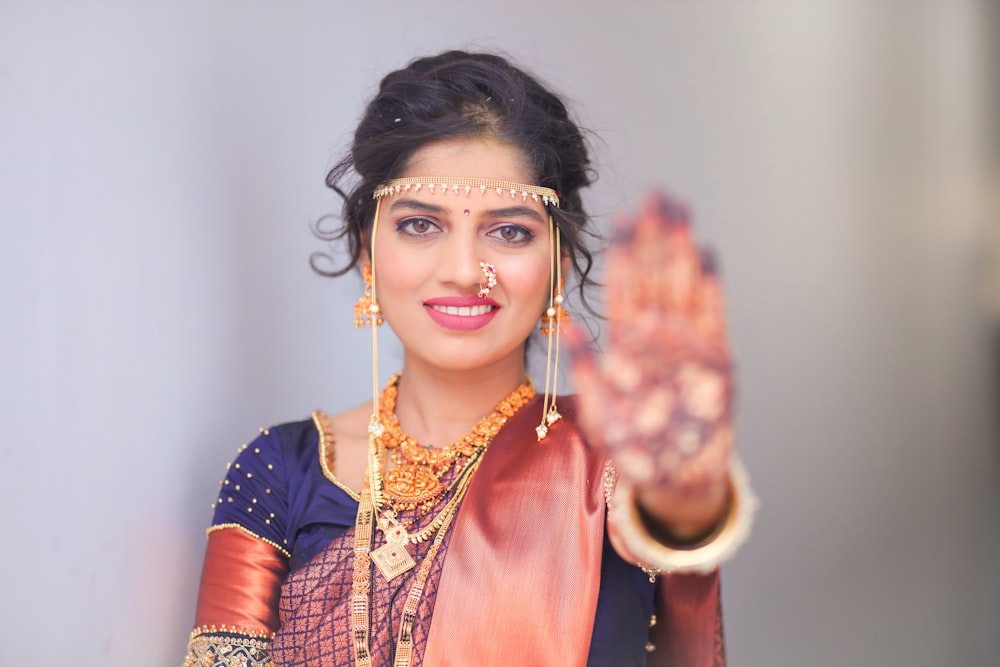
[606,455,757,574]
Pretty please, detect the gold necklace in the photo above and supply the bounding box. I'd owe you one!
[352,476,466,667]
[376,374,535,514]
[369,445,485,581]
[351,375,536,667]
[367,375,534,580]
[353,435,488,667]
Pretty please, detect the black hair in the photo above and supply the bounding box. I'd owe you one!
[312,50,598,311]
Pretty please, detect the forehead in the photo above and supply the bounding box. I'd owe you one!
[401,138,534,184]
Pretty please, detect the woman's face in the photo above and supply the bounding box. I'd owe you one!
[370,138,552,376]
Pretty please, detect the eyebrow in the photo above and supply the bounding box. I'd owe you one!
[487,206,546,224]
[389,198,448,214]
[389,198,546,223]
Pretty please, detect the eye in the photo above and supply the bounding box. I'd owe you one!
[396,217,440,236]
[488,224,534,245]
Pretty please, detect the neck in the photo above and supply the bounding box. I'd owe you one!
[390,356,530,448]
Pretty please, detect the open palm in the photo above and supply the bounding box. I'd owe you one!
[567,191,734,513]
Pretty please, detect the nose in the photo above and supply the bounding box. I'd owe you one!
[437,229,485,292]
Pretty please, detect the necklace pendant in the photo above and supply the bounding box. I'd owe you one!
[382,522,410,544]
[372,541,416,581]
[384,464,443,505]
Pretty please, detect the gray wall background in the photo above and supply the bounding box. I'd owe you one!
[2,1,997,665]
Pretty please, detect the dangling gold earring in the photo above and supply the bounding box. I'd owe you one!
[539,289,569,335]
[536,216,566,441]
[354,264,383,328]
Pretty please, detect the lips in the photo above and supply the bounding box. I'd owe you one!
[423,296,500,331]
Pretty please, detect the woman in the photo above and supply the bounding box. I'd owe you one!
[184,50,754,667]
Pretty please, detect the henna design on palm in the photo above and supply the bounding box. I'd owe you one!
[567,191,734,495]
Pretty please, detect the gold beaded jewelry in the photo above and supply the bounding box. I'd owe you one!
[373,176,559,208]
[477,261,497,298]
[352,469,467,667]
[376,374,535,515]
[536,215,566,440]
[353,265,383,328]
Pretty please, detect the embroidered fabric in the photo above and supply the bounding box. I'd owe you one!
[183,631,273,667]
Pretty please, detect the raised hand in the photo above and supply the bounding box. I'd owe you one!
[566,191,734,538]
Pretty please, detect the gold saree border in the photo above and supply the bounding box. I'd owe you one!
[207,523,291,559]
[183,629,273,667]
[313,410,361,501]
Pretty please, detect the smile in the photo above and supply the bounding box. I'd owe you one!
[423,298,501,331]
[429,304,496,317]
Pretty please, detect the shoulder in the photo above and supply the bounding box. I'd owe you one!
[216,419,319,489]
[207,421,311,557]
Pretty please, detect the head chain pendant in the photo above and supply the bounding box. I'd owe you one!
[536,214,566,441]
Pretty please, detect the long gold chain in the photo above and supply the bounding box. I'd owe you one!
[352,470,470,667]
[351,375,536,667]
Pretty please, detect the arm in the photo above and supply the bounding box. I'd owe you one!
[185,529,288,667]
[184,431,291,667]
[569,191,756,574]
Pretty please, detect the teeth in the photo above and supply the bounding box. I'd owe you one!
[431,304,494,316]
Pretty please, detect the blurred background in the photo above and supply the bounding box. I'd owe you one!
[1,1,997,665]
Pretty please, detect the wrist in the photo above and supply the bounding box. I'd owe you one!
[636,479,731,546]
[606,454,757,574]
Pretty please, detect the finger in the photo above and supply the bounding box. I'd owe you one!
[631,192,675,311]
[608,192,694,336]
[562,322,610,448]
[693,247,729,345]
[645,191,700,315]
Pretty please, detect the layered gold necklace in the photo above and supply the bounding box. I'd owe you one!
[351,375,536,667]
[376,374,535,514]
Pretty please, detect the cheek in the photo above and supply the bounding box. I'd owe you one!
[500,255,552,312]
[370,244,428,314]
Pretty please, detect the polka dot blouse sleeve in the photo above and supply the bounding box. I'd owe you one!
[209,427,290,556]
